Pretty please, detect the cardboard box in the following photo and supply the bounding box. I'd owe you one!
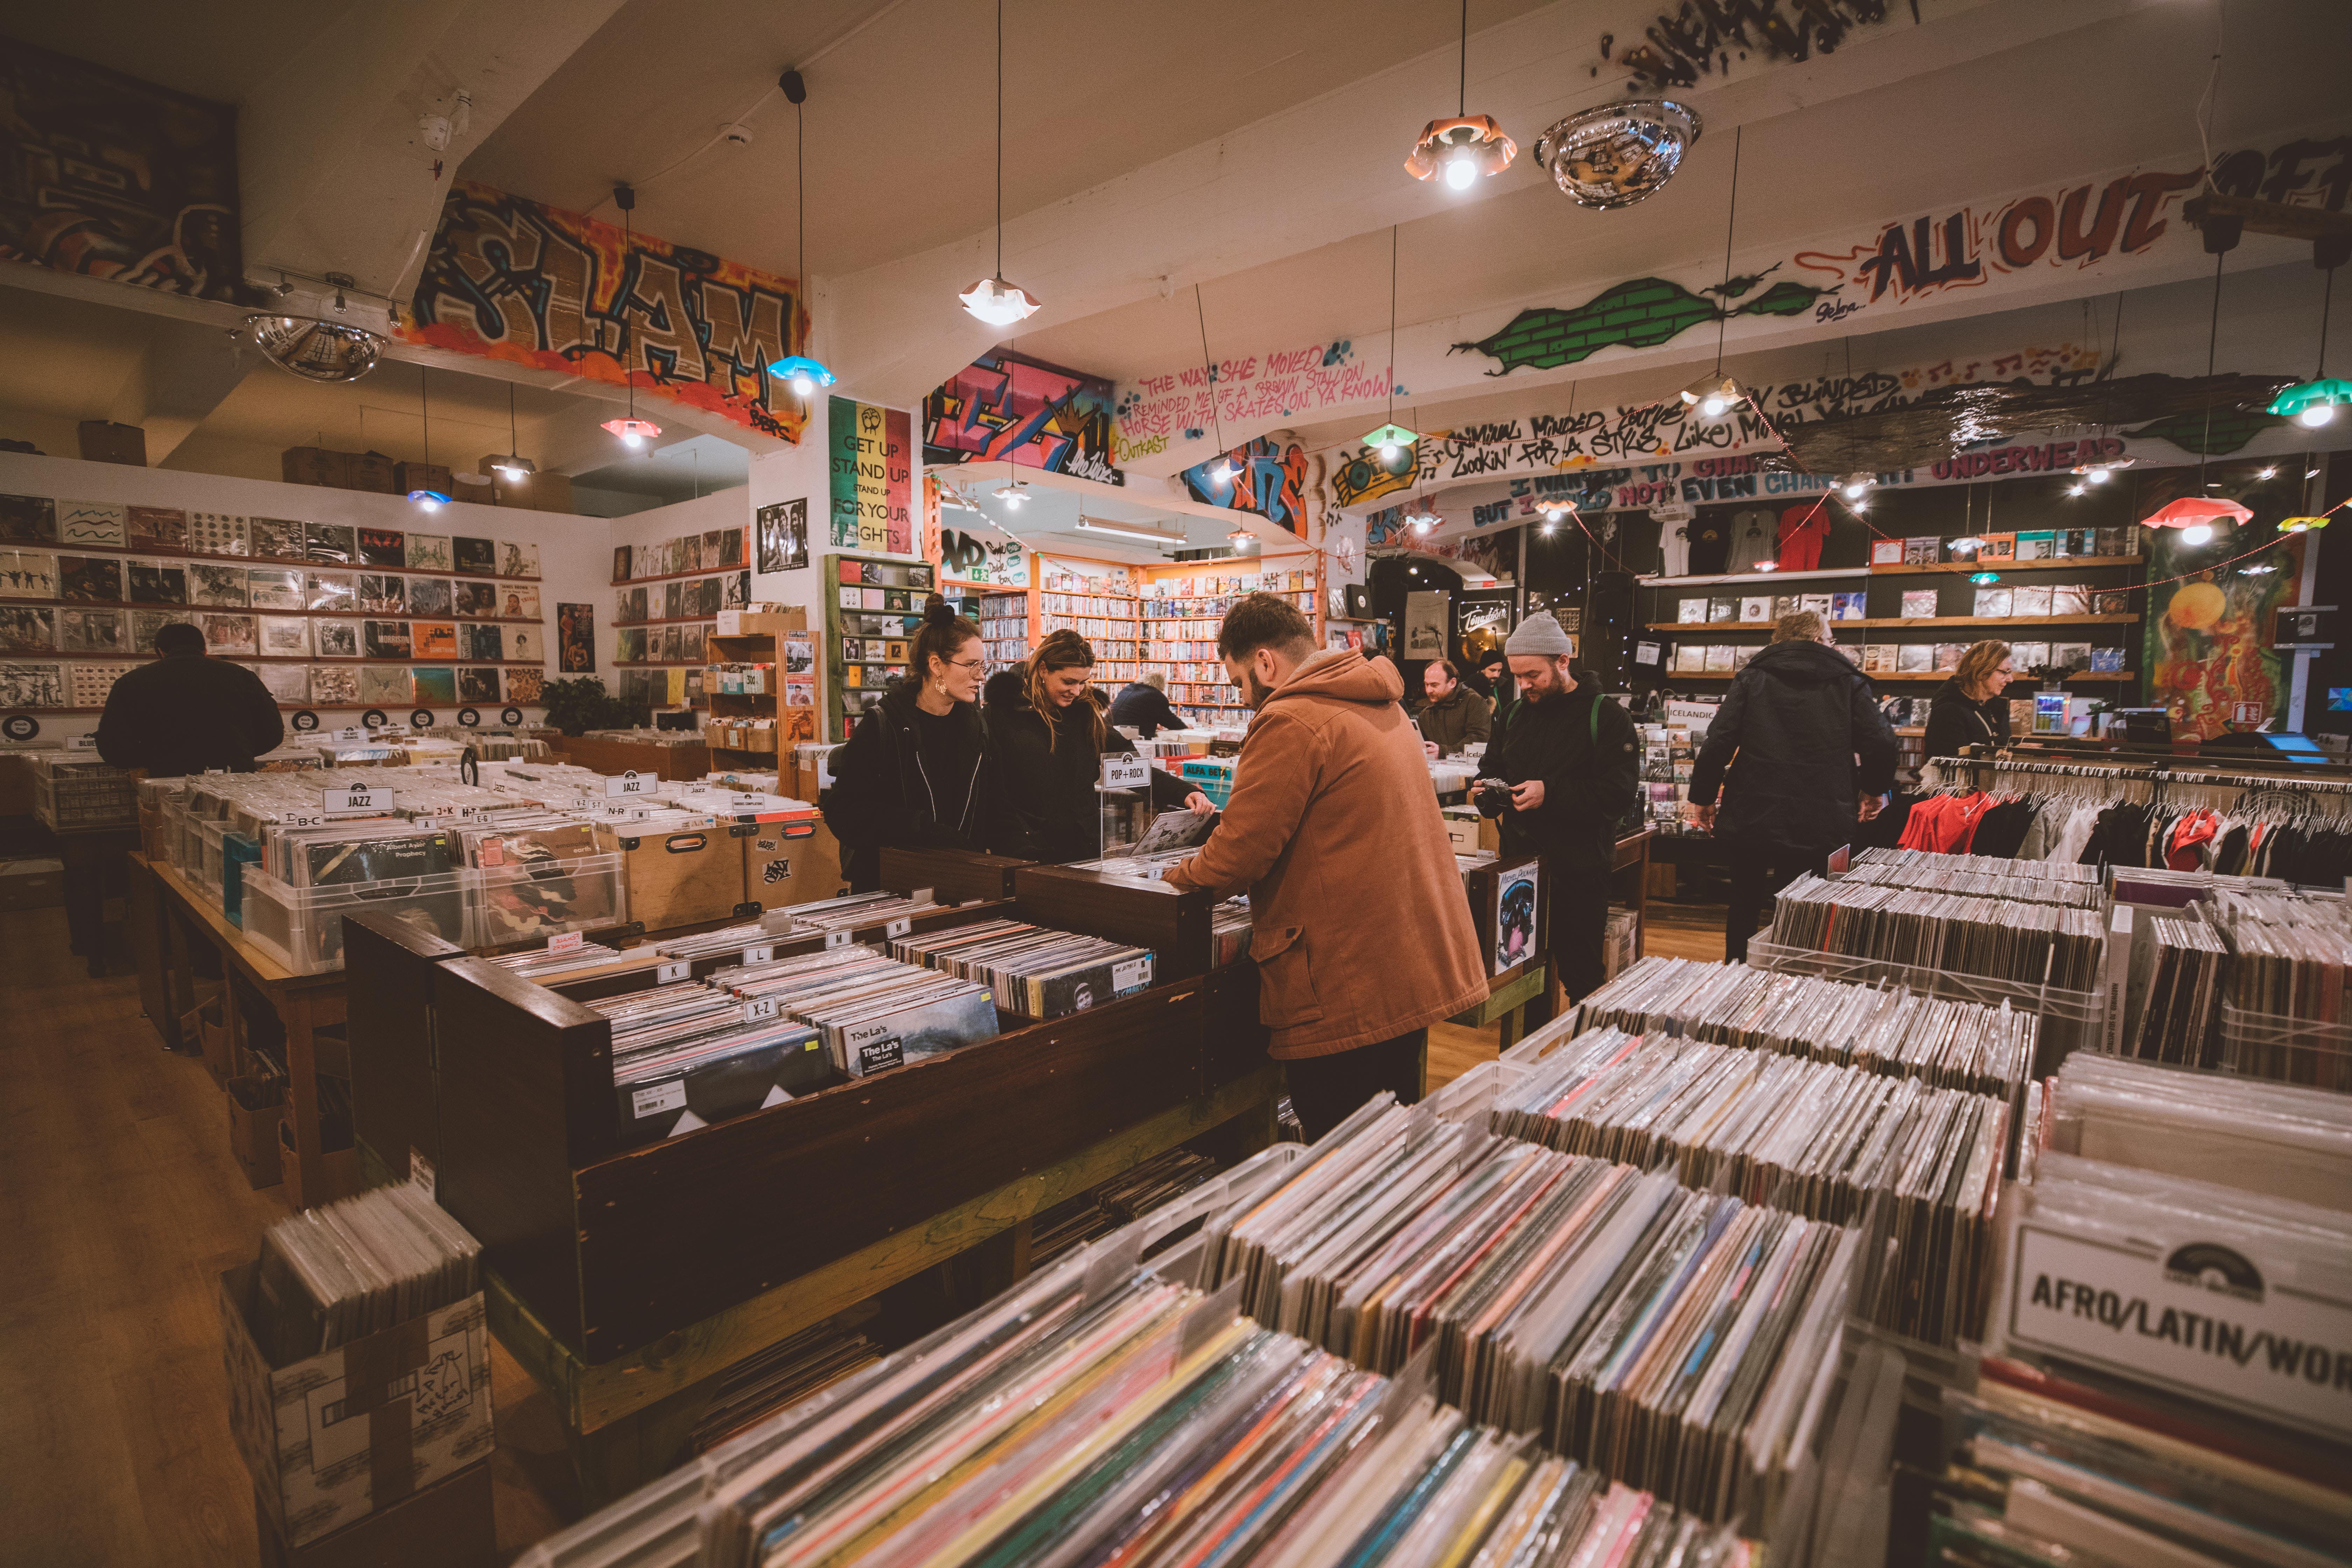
[227,1074,285,1189]
[78,419,147,465]
[220,1264,493,1549]
[348,451,400,494]
[393,462,453,498]
[593,816,753,927]
[277,1120,362,1208]
[524,470,573,513]
[739,814,829,912]
[282,447,354,488]
[1438,812,1482,855]
[201,997,237,1087]
[255,1460,497,1568]
[0,856,63,910]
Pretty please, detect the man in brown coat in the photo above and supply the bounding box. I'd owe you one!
[1164,594,1489,1139]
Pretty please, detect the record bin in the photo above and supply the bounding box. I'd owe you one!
[1744,924,2107,1059]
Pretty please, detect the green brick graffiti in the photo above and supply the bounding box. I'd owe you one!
[2120,407,2281,456]
[1453,276,1827,374]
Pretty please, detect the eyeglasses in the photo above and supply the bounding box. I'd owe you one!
[944,655,986,672]
[1995,666,2015,677]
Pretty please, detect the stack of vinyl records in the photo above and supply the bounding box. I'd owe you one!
[709,945,999,1078]
[2119,908,2229,1066]
[482,937,656,986]
[1197,1097,1857,1528]
[1770,875,2104,990]
[1492,1027,2003,1345]
[686,1310,885,1456]
[652,919,797,964]
[593,979,831,1146]
[776,890,952,934]
[890,919,1155,1017]
[1572,955,2036,1098]
[2211,889,2352,1089]
[684,1252,1755,1568]
[1839,847,2104,908]
[251,1182,483,1363]
[2036,1052,2352,1209]
[1027,1147,1228,1272]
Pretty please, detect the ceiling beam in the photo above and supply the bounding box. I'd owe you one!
[105,318,258,464]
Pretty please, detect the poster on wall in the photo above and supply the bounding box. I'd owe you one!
[828,398,916,554]
[2144,525,2303,741]
[557,603,595,674]
[924,348,1122,484]
[757,499,808,575]
[0,42,255,305]
[1404,591,1449,660]
[1495,864,1537,976]
[403,179,807,443]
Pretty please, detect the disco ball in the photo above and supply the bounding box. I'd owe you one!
[1530,100,1701,210]
[243,315,386,382]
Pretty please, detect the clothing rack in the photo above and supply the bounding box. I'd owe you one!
[1925,754,2352,798]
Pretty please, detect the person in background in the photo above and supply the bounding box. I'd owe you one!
[988,630,1211,863]
[96,620,283,775]
[1924,640,2015,760]
[1474,649,1514,710]
[1416,658,1490,758]
[1472,612,1639,1014]
[1163,594,1486,1140]
[1688,611,1898,962]
[822,597,1024,891]
[1107,670,1184,737]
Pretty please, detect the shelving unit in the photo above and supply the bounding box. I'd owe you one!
[704,610,816,764]
[1647,614,2142,631]
[1138,562,1319,728]
[1038,559,1144,686]
[1869,554,2143,575]
[824,552,935,739]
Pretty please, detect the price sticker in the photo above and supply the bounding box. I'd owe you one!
[886,916,912,938]
[1101,755,1151,791]
[631,1081,686,1119]
[322,785,392,812]
[655,959,690,983]
[546,932,587,954]
[825,929,853,950]
[605,770,653,797]
[1112,955,1154,994]
[742,943,775,965]
[741,995,780,1023]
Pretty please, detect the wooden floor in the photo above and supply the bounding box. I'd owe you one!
[1427,901,1727,1089]
[0,903,571,1567]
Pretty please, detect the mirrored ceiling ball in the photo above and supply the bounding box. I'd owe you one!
[1531,99,1702,210]
[243,314,386,383]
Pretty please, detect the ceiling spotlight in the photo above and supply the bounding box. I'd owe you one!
[2071,458,2133,483]
[1209,458,1239,486]
[2065,485,2086,497]
[602,417,661,449]
[1227,526,1254,549]
[768,354,836,399]
[2270,377,2350,428]
[2243,563,2278,574]
[2140,496,2251,537]
[1540,520,1558,536]
[1363,422,1418,466]
[1073,516,1187,546]
[243,315,385,382]
[2258,466,2278,479]
[1531,100,1701,210]
[1840,474,1874,499]
[1678,373,1743,420]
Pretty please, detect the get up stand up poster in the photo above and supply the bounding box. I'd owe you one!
[829,398,916,554]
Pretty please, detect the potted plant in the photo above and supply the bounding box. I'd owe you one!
[540,676,631,737]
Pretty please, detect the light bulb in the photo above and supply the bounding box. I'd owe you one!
[1444,150,1478,190]
[418,498,440,512]
[2066,485,2085,497]
[2297,402,2337,428]
[2259,466,2278,479]
[790,373,815,397]
[2084,466,2110,484]
[1541,522,1557,535]
[1841,479,1868,498]
[1378,441,1401,463]
[1698,394,1728,418]
[2182,523,2213,545]
[622,430,644,448]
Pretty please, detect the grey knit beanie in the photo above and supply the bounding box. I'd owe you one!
[1504,612,1573,657]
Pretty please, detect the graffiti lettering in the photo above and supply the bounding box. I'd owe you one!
[1180,437,1310,535]
[925,349,1124,484]
[1616,0,1897,94]
[1115,340,1366,444]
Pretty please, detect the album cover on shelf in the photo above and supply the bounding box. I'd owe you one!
[310,665,359,704]
[313,620,359,658]
[362,620,411,660]
[1896,642,1933,673]
[2051,583,2093,616]
[1933,642,1965,670]
[188,562,249,607]
[356,528,404,568]
[306,523,357,564]
[1972,587,2012,618]
[2089,646,2124,672]
[2010,585,2053,616]
[663,581,684,620]
[413,622,458,658]
[458,667,501,703]
[258,664,308,702]
[1831,591,1866,620]
[412,666,457,704]
[507,626,540,662]
[2010,641,2051,671]
[1676,597,1706,623]
[462,623,504,661]
[188,512,248,555]
[1870,538,1904,565]
[249,517,306,560]
[1740,596,1770,622]
[201,613,257,656]
[306,571,356,612]
[2053,641,2092,668]
[1707,596,1737,623]
[128,610,177,649]
[0,494,57,545]
[258,616,310,658]
[0,662,62,706]
[70,663,132,706]
[127,506,187,553]
[57,607,125,655]
[128,561,187,605]
[0,549,56,599]
[451,537,496,575]
[501,540,539,578]
[1772,594,1797,620]
[405,533,451,572]
[505,668,543,703]
[1903,535,1939,564]
[57,500,121,548]
[246,567,303,610]
[357,573,405,614]
[406,576,453,618]
[453,579,498,617]
[357,665,413,706]
[53,555,119,603]
[499,584,538,620]
[1900,589,1939,618]
[1703,644,1734,672]
[2095,589,2132,614]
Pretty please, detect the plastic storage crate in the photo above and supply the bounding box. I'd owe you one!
[1745,925,2106,1058]
[2214,1002,2352,1093]
[31,757,137,831]
[239,855,627,975]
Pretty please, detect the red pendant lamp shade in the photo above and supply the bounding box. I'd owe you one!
[2139,497,2252,528]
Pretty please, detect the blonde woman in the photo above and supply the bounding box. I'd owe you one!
[1925,639,2015,759]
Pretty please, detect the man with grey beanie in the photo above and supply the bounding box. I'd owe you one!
[1474,611,1639,1017]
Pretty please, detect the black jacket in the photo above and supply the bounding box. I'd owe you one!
[987,685,1192,863]
[1107,680,1184,738]
[821,684,1021,890]
[1923,677,2011,760]
[1474,678,1640,875]
[95,653,284,776]
[1689,639,1897,855]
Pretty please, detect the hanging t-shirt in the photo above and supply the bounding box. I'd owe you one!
[1659,523,1692,578]
[1685,518,1730,576]
[1777,503,1831,572]
[1724,509,1778,573]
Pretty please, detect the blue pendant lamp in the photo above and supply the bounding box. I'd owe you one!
[766,69,835,401]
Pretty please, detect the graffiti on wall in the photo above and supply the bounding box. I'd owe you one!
[925,349,1122,484]
[0,40,254,303]
[1115,341,1387,458]
[1611,0,1905,94]
[934,526,1029,586]
[1454,274,1827,375]
[829,398,916,553]
[404,180,806,442]
[1179,438,1311,536]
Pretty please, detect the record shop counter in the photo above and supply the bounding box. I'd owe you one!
[346,846,1277,1374]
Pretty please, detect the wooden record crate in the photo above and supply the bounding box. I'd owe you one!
[356,864,1275,1368]
[345,916,470,1190]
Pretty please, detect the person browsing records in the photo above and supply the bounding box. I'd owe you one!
[1416,659,1490,758]
[1924,640,2015,760]
[1472,612,1639,1013]
[1162,594,1486,1140]
[988,630,1213,863]
[1107,671,1184,738]
[96,620,284,776]
[1688,612,1898,962]
[821,597,1024,891]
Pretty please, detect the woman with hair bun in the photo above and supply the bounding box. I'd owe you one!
[821,595,1025,890]
[988,628,1212,863]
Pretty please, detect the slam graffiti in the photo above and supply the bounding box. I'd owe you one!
[402,180,806,442]
[924,349,1123,484]
[1180,438,1311,536]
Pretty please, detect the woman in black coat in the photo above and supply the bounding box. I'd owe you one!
[989,631,1211,863]
[1923,639,2016,760]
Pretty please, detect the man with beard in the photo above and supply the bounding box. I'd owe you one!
[1164,594,1486,1139]
[1474,611,1639,1017]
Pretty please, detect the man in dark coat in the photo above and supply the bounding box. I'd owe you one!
[96,621,284,775]
[1474,613,1640,1011]
[1106,672,1184,737]
[1415,659,1490,757]
[1689,611,1898,961]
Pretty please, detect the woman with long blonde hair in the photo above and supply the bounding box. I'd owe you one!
[1925,639,2016,759]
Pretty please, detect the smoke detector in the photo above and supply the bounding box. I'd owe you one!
[721,122,756,146]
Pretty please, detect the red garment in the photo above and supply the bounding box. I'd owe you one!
[1777,503,1832,571]
[1897,791,1994,854]
[2166,809,2220,872]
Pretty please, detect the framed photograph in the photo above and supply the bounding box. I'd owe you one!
[757,498,808,574]
[557,603,595,673]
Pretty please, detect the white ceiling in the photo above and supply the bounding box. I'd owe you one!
[935,467,1281,564]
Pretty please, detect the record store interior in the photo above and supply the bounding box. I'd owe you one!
[8,4,2352,1566]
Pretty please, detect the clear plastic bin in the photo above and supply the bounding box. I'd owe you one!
[2215,1002,2352,1093]
[1745,926,2106,1056]
[471,853,628,949]
[239,867,474,975]
[31,758,137,831]
[197,819,228,907]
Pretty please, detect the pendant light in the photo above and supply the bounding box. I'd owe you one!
[766,69,837,400]
[1195,286,1237,486]
[1679,128,1749,423]
[407,368,450,511]
[2140,229,2241,544]
[1360,225,1418,463]
[491,382,534,483]
[2268,235,2350,428]
[600,183,663,449]
[1405,0,1515,190]
[959,0,1040,325]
